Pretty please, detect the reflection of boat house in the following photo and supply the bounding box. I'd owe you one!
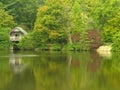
[9,54,23,73]
[10,27,27,42]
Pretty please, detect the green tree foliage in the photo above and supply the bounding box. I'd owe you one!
[70,0,89,50]
[69,0,102,50]
[18,29,50,50]
[0,0,44,30]
[94,0,120,29]
[0,3,15,49]
[103,13,120,42]
[0,0,120,51]
[17,34,34,50]
[72,0,100,30]
[0,3,14,28]
[34,0,67,45]
[72,0,82,32]
[112,32,120,51]
[32,30,49,49]
[0,28,9,49]
[33,0,103,51]
[93,0,120,42]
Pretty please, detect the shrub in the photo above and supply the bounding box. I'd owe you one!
[49,44,62,51]
[87,30,102,49]
[36,44,62,51]
[0,32,9,49]
[18,34,34,50]
[112,32,120,51]
[32,30,49,48]
[62,44,74,51]
[62,42,90,51]
[71,33,80,43]
[49,32,67,44]
[79,30,91,51]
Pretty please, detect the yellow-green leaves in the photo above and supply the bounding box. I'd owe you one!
[0,9,15,28]
[103,13,120,42]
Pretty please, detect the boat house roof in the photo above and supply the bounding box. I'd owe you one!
[10,27,27,35]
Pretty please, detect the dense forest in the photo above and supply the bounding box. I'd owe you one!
[0,0,120,51]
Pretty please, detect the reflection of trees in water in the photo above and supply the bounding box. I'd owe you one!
[111,52,120,71]
[87,52,101,72]
[0,68,13,90]
[4,69,35,90]
[0,56,13,90]
[32,51,103,90]
[33,54,69,90]
[100,52,120,90]
[0,50,36,90]
[65,52,103,90]
[1,51,120,90]
[66,51,102,72]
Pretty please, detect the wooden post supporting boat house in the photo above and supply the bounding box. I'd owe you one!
[10,27,27,49]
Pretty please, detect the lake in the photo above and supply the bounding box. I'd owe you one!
[0,50,120,90]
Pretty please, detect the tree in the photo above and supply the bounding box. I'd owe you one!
[0,3,14,28]
[0,0,45,30]
[34,0,68,45]
[92,0,120,42]
[61,0,76,44]
[103,13,120,42]
[112,32,120,51]
[0,2,15,49]
[0,32,9,49]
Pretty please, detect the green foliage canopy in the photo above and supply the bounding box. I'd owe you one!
[34,0,67,45]
[0,0,45,30]
[0,3,14,28]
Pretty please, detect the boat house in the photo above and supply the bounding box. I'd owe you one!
[10,27,27,42]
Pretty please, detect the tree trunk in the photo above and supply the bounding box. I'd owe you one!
[67,30,73,44]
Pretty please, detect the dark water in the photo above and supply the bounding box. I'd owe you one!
[0,50,120,90]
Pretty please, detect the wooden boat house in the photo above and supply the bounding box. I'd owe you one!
[10,27,27,42]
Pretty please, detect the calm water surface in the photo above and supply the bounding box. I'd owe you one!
[0,50,120,90]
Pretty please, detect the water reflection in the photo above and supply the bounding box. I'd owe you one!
[9,54,23,73]
[97,50,112,59]
[0,51,120,90]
